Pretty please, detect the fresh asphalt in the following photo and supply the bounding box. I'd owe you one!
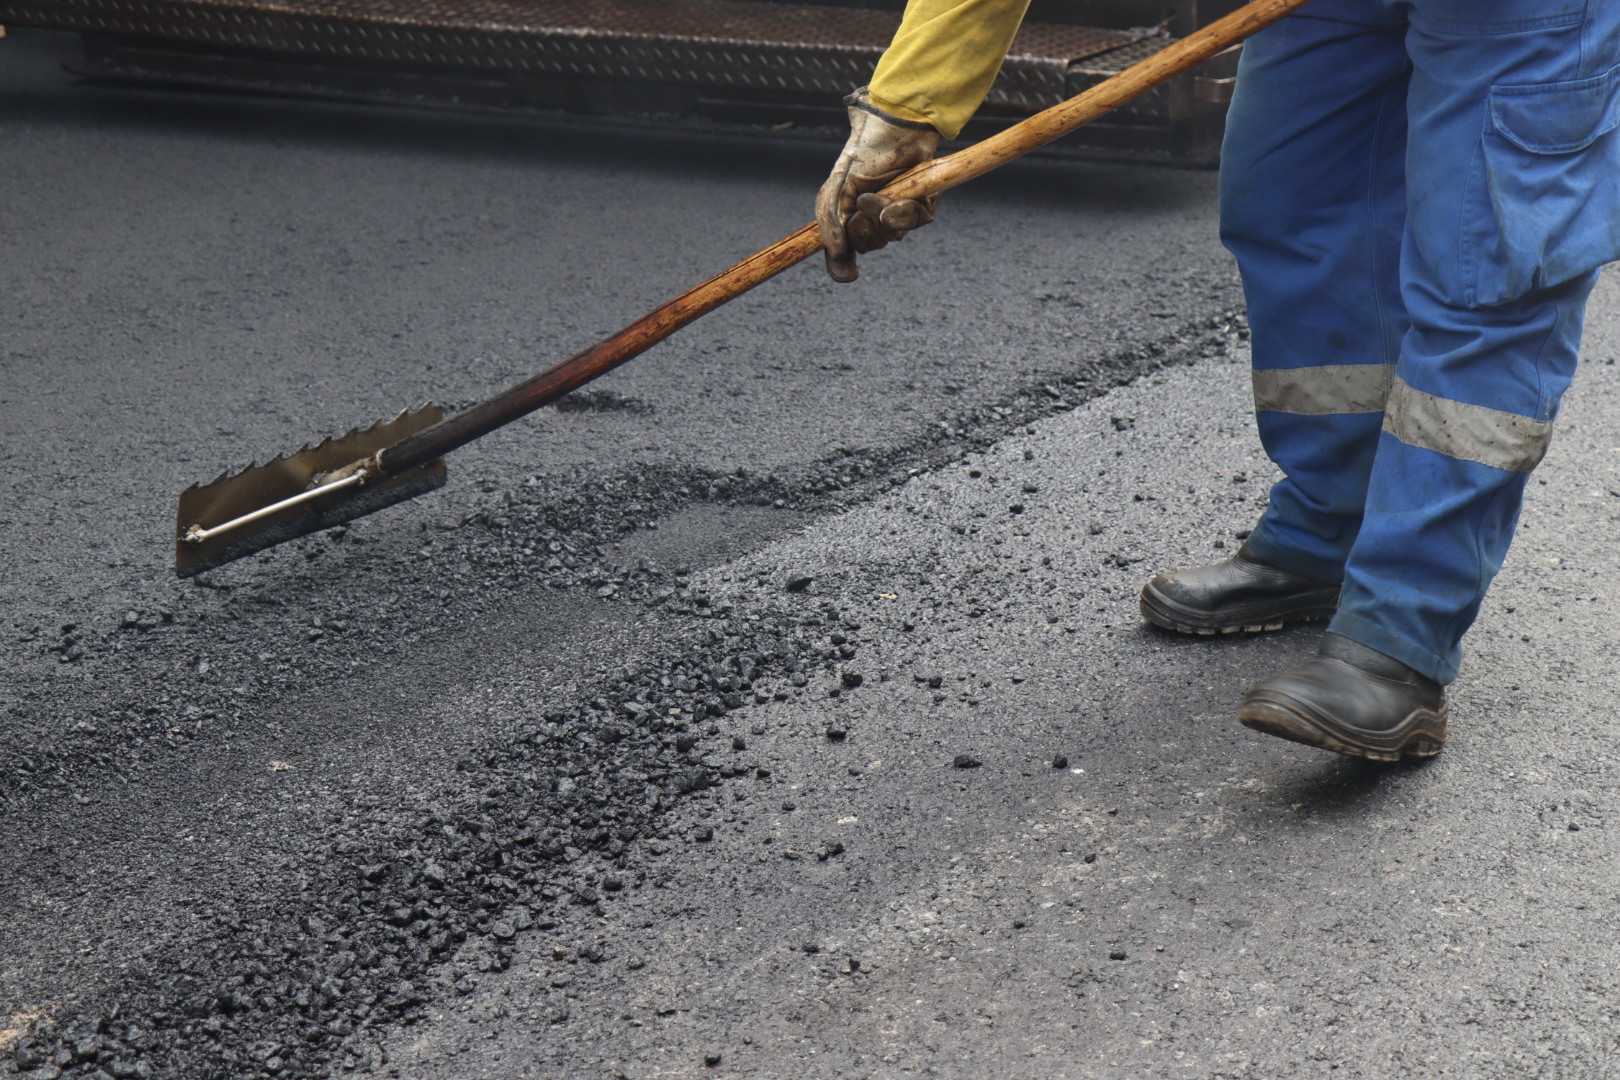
[4,26,1619,1080]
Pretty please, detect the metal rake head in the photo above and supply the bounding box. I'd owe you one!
[174,404,447,577]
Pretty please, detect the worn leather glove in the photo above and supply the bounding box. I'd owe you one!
[815,87,941,283]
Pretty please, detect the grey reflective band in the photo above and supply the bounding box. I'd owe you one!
[1382,378,1553,473]
[1252,364,1394,415]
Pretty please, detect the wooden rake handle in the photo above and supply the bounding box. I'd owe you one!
[380,0,1312,476]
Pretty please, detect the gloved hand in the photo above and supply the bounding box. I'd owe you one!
[815,87,941,283]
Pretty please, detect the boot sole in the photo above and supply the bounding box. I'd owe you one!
[1238,696,1448,762]
[1139,583,1339,636]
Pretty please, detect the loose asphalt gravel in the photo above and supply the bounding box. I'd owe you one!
[6,25,1620,1080]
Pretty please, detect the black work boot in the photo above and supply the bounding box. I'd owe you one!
[1239,633,1447,761]
[1139,542,1340,635]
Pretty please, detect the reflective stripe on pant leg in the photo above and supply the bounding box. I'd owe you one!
[1252,363,1394,415]
[1219,7,1409,583]
[1381,376,1553,473]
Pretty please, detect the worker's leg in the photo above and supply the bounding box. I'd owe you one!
[1219,0,1409,584]
[1328,0,1620,684]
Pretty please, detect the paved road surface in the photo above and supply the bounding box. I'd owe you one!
[4,26,1620,1080]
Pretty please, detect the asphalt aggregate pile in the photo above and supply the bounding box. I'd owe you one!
[6,26,1620,1080]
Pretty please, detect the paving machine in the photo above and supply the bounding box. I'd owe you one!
[0,0,1244,164]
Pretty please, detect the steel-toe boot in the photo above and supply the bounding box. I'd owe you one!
[1139,542,1339,634]
[1239,633,1447,761]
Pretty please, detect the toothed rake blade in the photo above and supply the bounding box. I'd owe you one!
[175,404,448,578]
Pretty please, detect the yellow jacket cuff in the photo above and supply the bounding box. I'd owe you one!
[867,0,1033,139]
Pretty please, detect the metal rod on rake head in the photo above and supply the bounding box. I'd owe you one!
[173,0,1313,578]
[182,470,367,547]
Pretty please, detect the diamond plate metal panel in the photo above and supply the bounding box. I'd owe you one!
[0,0,1150,110]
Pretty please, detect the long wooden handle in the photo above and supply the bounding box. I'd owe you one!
[380,0,1309,475]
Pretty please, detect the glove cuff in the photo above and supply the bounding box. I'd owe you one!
[843,86,939,133]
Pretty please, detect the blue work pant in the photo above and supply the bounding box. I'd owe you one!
[1222,0,1620,682]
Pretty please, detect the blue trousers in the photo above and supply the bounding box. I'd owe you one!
[1222,0,1620,683]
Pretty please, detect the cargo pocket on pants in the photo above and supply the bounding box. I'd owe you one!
[1466,64,1620,307]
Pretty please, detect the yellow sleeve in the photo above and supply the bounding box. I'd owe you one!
[866,0,1034,140]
